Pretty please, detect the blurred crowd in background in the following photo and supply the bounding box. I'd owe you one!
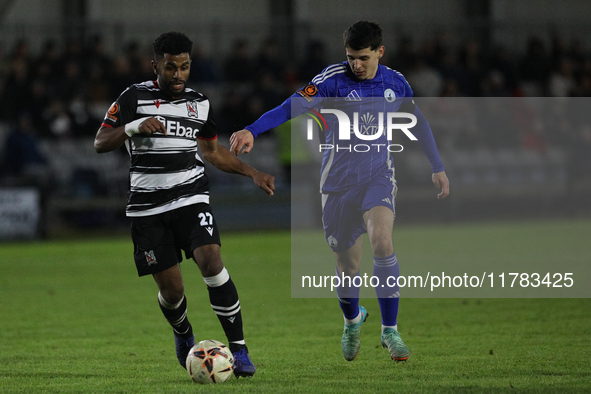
[1,32,591,181]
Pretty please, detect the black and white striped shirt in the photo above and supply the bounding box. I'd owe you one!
[101,81,216,217]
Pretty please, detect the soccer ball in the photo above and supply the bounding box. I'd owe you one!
[186,340,234,384]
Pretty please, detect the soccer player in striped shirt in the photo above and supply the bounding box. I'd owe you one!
[94,32,275,377]
[230,21,449,362]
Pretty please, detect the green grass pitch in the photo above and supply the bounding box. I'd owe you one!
[0,219,590,393]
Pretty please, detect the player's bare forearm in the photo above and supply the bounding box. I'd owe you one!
[94,126,129,153]
[432,171,449,199]
[199,138,275,196]
[94,117,167,153]
[201,138,250,174]
[229,129,255,156]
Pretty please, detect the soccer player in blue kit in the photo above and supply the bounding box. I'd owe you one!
[230,21,449,362]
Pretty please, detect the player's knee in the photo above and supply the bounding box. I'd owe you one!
[193,245,224,277]
[199,260,224,277]
[336,259,361,278]
[371,236,394,258]
[159,287,185,305]
[338,265,359,278]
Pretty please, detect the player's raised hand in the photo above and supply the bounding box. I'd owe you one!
[432,171,449,199]
[138,117,167,135]
[230,130,254,156]
[96,116,167,153]
[252,170,275,196]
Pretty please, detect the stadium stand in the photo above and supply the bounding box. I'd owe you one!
[0,29,590,235]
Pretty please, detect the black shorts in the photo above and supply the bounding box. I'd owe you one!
[130,203,221,277]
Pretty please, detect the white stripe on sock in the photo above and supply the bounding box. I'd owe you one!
[158,292,184,310]
[203,267,230,287]
[373,256,398,267]
[174,325,191,335]
[169,310,188,326]
[210,300,240,311]
[212,306,241,317]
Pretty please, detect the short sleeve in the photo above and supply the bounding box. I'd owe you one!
[197,100,217,140]
[101,87,137,128]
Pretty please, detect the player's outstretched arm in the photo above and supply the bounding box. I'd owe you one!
[432,171,449,199]
[229,97,296,156]
[199,138,275,196]
[229,129,255,156]
[94,117,166,153]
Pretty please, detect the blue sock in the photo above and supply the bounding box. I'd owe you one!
[373,253,400,327]
[335,267,360,320]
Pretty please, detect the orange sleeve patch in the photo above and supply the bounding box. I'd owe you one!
[304,84,317,96]
[108,103,119,115]
[296,84,318,103]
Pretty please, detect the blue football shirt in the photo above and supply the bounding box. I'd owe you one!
[246,61,443,193]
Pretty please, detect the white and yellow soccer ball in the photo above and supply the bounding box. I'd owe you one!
[186,340,234,384]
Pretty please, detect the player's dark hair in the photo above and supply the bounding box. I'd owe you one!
[343,21,383,51]
[153,32,193,60]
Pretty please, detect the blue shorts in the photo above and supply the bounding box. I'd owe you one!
[322,175,397,252]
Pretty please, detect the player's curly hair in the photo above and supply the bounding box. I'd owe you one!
[343,21,383,51]
[153,32,193,60]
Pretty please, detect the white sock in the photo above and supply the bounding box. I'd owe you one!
[382,324,398,332]
[344,310,362,325]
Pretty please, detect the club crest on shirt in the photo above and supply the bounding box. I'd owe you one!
[384,88,396,102]
[186,100,199,118]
